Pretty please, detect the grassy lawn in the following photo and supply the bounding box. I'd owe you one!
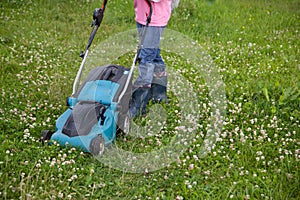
[0,0,299,199]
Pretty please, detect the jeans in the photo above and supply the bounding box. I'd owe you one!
[134,22,166,87]
[129,23,168,118]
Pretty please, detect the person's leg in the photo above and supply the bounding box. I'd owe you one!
[150,49,168,103]
[129,23,164,118]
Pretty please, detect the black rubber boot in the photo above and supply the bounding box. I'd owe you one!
[129,87,150,118]
[150,75,168,103]
[150,84,167,103]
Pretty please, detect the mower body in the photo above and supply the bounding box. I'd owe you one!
[45,65,131,155]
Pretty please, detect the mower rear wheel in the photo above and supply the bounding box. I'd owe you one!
[90,135,105,156]
[122,115,130,135]
[117,113,131,135]
[40,130,53,142]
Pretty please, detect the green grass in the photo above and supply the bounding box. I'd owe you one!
[1,0,299,199]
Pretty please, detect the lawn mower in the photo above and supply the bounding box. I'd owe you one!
[41,0,153,156]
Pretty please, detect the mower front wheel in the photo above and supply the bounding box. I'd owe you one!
[40,130,53,143]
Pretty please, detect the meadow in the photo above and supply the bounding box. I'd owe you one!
[0,0,299,199]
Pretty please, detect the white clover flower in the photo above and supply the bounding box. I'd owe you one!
[280,156,284,160]
[58,191,64,199]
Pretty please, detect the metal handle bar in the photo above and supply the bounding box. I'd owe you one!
[72,0,108,96]
[118,0,153,103]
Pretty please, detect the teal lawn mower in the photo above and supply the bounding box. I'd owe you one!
[41,0,153,156]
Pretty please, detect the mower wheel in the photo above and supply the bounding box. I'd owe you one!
[40,130,53,142]
[90,135,105,156]
[117,113,131,135]
[122,115,130,135]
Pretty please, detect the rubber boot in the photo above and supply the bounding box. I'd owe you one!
[129,87,150,118]
[150,75,168,103]
[150,83,167,103]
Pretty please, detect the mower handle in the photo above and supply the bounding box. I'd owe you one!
[92,0,108,27]
[80,0,108,59]
[145,0,153,25]
[134,0,153,65]
[73,0,108,95]
[102,0,108,11]
[118,0,154,102]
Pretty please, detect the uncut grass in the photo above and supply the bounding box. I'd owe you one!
[1,0,299,199]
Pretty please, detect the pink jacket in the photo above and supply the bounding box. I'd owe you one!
[134,0,172,27]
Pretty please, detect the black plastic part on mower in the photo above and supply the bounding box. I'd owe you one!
[90,134,105,156]
[40,130,53,143]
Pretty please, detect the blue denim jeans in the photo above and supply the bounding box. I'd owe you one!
[129,23,168,118]
[134,22,166,87]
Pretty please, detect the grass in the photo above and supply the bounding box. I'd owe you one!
[1,0,299,199]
